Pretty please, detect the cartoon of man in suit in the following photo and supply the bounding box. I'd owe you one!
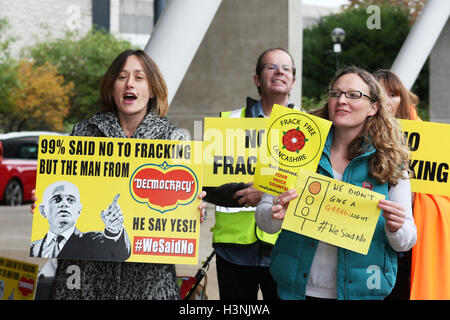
[30,181,131,261]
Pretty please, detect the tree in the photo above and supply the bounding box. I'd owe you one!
[302,4,429,118]
[0,18,20,131]
[4,60,73,132]
[344,0,427,24]
[26,30,137,125]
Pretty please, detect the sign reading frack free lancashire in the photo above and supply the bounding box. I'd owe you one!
[31,135,203,265]
[254,104,332,195]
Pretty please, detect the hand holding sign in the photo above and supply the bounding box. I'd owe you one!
[378,199,406,232]
[271,189,298,220]
[101,193,124,234]
[232,183,264,207]
[198,190,207,223]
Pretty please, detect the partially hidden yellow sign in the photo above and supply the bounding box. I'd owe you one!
[399,119,450,197]
[31,135,203,265]
[254,104,332,195]
[0,257,39,300]
[282,170,384,255]
[203,117,267,186]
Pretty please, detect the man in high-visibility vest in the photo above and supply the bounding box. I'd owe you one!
[204,48,303,300]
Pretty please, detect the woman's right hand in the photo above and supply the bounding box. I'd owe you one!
[30,189,37,214]
[271,189,298,220]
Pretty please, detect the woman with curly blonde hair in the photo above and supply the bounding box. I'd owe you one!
[310,66,411,186]
[255,65,417,300]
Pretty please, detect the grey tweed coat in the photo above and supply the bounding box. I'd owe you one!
[51,111,188,300]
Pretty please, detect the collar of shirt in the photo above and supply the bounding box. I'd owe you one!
[250,100,293,118]
[249,100,266,118]
[45,226,75,246]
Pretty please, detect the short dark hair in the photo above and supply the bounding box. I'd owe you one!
[100,49,169,117]
[254,47,296,95]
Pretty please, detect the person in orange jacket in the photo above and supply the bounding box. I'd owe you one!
[375,69,450,300]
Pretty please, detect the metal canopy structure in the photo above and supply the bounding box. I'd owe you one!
[144,0,222,105]
[145,0,450,106]
[391,0,450,90]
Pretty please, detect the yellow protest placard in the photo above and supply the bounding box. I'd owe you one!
[31,135,203,265]
[203,117,267,186]
[282,170,384,255]
[254,104,332,195]
[399,119,450,197]
[0,257,39,300]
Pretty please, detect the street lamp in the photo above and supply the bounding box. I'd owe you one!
[331,27,345,71]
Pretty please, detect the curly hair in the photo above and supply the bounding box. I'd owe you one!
[310,66,411,186]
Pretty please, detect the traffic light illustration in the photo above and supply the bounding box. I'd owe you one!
[293,176,330,230]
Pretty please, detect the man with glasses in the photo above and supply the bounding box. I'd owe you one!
[204,48,302,300]
[30,181,131,261]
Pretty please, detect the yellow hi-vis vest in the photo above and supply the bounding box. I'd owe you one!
[211,106,280,245]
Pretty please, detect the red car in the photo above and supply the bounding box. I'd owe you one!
[0,132,62,205]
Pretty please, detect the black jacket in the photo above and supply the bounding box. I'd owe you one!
[30,228,131,261]
[203,97,295,206]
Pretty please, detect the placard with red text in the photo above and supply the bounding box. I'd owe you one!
[31,135,203,265]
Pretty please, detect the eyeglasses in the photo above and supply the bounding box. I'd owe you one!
[327,89,376,102]
[262,63,296,74]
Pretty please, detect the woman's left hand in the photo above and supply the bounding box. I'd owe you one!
[378,199,405,232]
[271,189,298,220]
[198,191,207,223]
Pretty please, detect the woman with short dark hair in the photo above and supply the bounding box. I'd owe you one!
[33,49,205,300]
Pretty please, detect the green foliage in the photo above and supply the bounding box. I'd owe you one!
[302,4,429,118]
[0,18,19,125]
[26,29,137,124]
[301,95,326,112]
[0,18,14,60]
[303,5,408,97]
[344,0,427,24]
[6,61,73,132]
[0,20,138,131]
